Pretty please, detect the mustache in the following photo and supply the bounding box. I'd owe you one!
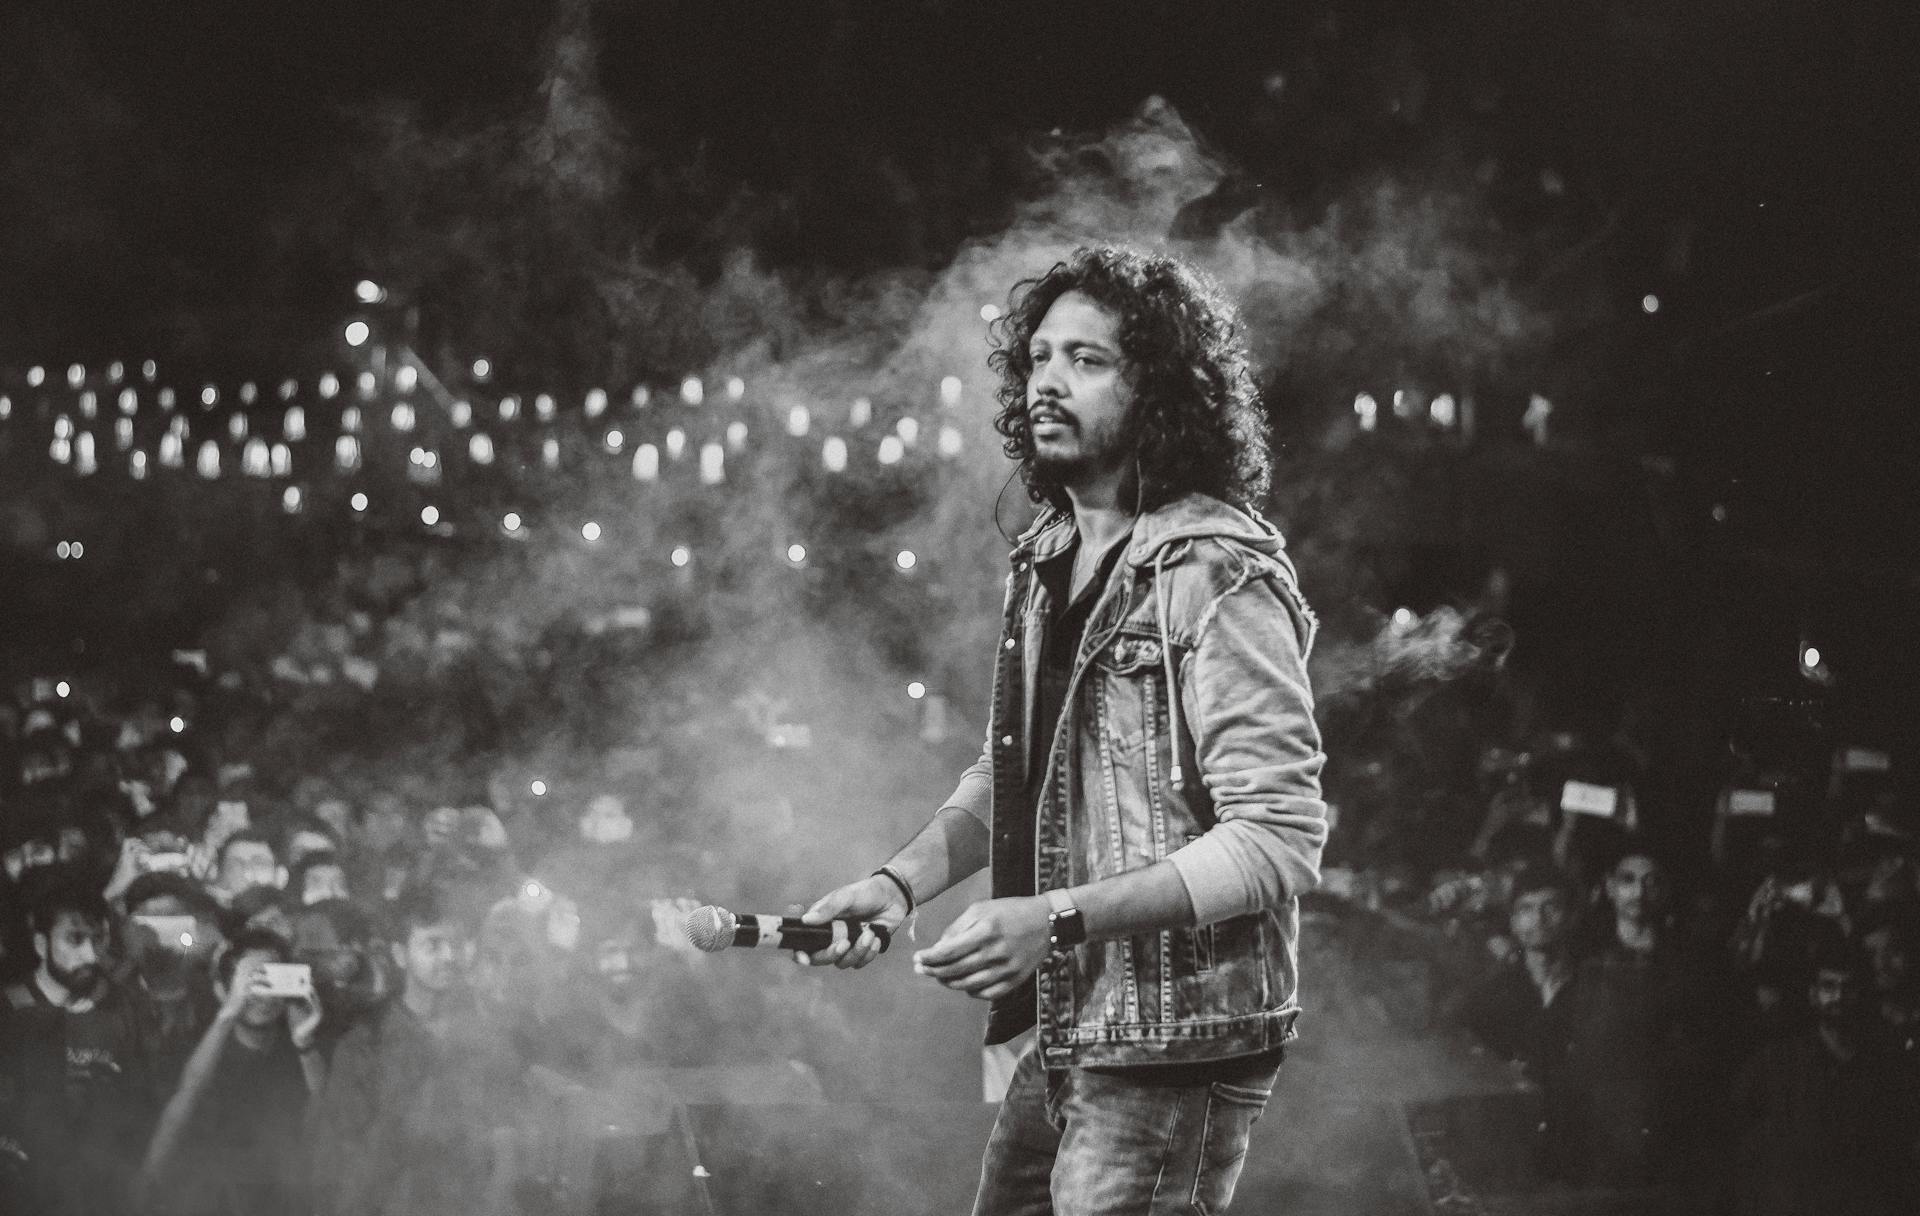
[1028,402,1074,426]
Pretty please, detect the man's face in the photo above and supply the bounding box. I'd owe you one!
[1509,887,1569,952]
[218,841,279,895]
[202,799,249,850]
[37,911,108,994]
[1862,926,1912,994]
[1026,291,1134,490]
[580,795,635,845]
[1810,966,1865,1027]
[222,950,287,1029]
[594,931,644,1003]
[300,862,350,906]
[1606,855,1666,925]
[396,923,464,994]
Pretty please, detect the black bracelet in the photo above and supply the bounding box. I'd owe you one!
[872,865,916,916]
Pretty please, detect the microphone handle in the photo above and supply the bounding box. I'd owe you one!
[733,914,891,954]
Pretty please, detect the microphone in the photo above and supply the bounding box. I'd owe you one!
[682,906,891,955]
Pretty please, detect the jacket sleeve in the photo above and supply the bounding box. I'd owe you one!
[940,736,993,832]
[1166,570,1328,925]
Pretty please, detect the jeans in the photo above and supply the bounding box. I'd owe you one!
[971,1044,1281,1216]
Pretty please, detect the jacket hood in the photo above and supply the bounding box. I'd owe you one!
[1015,493,1289,567]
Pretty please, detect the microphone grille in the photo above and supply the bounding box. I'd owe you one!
[682,905,735,953]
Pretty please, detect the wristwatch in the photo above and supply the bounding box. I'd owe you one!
[1044,888,1086,952]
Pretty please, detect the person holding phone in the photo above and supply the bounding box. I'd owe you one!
[136,928,323,1216]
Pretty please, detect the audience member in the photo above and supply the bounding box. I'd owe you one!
[1459,872,1572,1078]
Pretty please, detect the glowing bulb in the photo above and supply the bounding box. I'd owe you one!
[55,681,70,698]
[57,541,70,559]
[1641,294,1660,314]
[530,780,548,797]
[69,542,83,559]
[581,521,601,542]
[28,366,46,386]
[282,486,302,513]
[680,376,704,406]
[344,321,370,347]
[523,881,544,899]
[472,358,491,379]
[179,932,194,948]
[585,388,608,418]
[907,681,927,700]
[849,397,872,427]
[980,304,1001,322]
[1391,607,1417,633]
[896,417,920,445]
[170,716,185,733]
[787,405,811,436]
[1802,646,1821,668]
[503,512,522,532]
[726,420,748,450]
[726,377,745,401]
[421,505,439,526]
[877,436,905,465]
[350,491,369,512]
[670,546,692,568]
[896,550,917,571]
[355,279,382,304]
[940,376,963,406]
[787,543,807,565]
[67,363,85,388]
[395,366,418,393]
[318,373,340,399]
[605,428,623,452]
[201,385,218,406]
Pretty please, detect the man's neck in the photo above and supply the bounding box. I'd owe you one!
[1614,919,1658,956]
[402,983,440,1023]
[1063,477,1136,600]
[35,967,99,1012]
[1817,1021,1859,1064]
[232,1019,276,1054]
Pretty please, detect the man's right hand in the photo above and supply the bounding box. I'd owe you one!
[797,875,908,970]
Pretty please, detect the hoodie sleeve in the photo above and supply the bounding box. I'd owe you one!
[1166,570,1328,925]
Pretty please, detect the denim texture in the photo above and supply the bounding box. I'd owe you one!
[971,1043,1281,1216]
[944,493,1329,1067]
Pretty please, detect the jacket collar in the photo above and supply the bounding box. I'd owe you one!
[1012,493,1286,567]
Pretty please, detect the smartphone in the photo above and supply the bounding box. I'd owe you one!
[140,851,192,876]
[133,915,199,950]
[257,962,313,998]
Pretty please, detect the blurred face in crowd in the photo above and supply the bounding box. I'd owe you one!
[37,910,109,995]
[299,859,351,905]
[220,949,289,1031]
[579,795,635,845]
[1606,854,1667,926]
[127,893,209,971]
[313,798,353,841]
[218,839,280,896]
[1862,924,1913,996]
[1509,886,1569,953]
[396,922,466,995]
[1810,964,1866,1028]
[364,796,409,852]
[593,926,645,1004]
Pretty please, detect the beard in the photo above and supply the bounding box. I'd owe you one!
[1031,419,1131,491]
[48,957,103,995]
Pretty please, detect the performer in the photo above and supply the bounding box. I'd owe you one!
[801,246,1328,1215]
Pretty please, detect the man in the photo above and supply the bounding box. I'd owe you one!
[0,881,157,1215]
[802,246,1327,1214]
[120,871,223,1079]
[309,888,506,1216]
[1728,937,1920,1215]
[1539,846,1725,1186]
[288,851,352,906]
[135,928,324,1216]
[1460,873,1573,1077]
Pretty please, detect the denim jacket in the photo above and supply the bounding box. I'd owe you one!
[942,492,1328,1068]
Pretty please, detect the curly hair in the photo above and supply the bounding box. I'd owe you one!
[987,246,1270,512]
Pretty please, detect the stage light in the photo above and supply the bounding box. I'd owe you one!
[725,421,748,450]
[665,429,687,459]
[67,364,85,389]
[681,376,704,406]
[395,366,418,393]
[1711,503,1727,523]
[201,386,218,407]
[523,881,545,900]
[940,376,963,406]
[170,716,185,734]
[344,321,370,347]
[670,546,692,568]
[499,396,520,421]
[473,358,491,380]
[451,400,472,428]
[726,377,746,401]
[469,434,494,465]
[282,486,302,513]
[896,550,917,571]
[179,932,194,949]
[239,382,258,404]
[980,304,1001,322]
[633,444,659,480]
[822,437,848,472]
[57,541,70,559]
[530,780,548,797]
[581,521,601,542]
[878,436,904,465]
[788,405,811,437]
[542,437,560,468]
[142,359,157,381]
[27,366,44,387]
[357,372,377,397]
[1641,294,1660,314]
[355,279,383,304]
[850,397,873,427]
[605,428,623,452]
[350,492,369,512]
[55,681,70,698]
[284,406,306,441]
[585,388,608,418]
[502,512,521,532]
[534,394,556,422]
[421,505,440,526]
[907,682,926,700]
[897,417,920,445]
[787,543,807,565]
[1391,607,1416,633]
[700,442,725,484]
[1802,646,1820,669]
[70,542,83,558]
[318,373,340,399]
[1354,393,1379,432]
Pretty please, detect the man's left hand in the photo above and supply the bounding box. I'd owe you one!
[913,896,1053,1000]
[287,990,323,1052]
